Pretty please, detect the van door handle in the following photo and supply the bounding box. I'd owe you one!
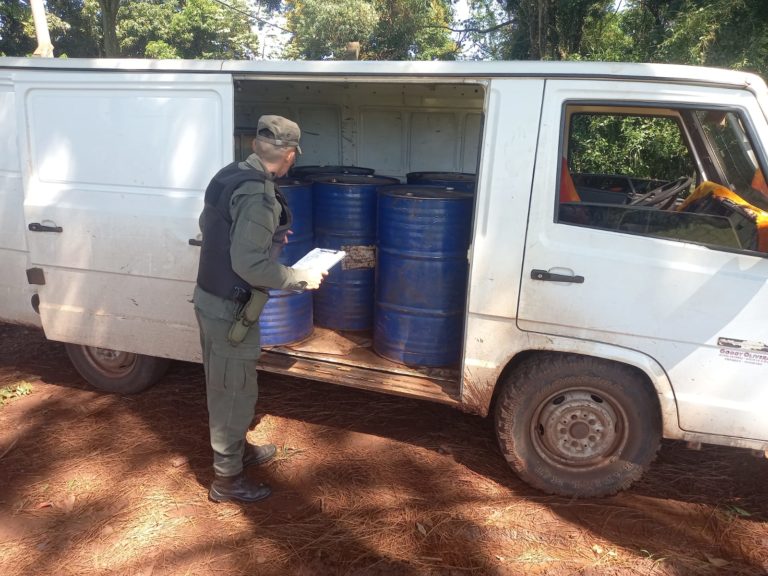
[531,269,584,283]
[188,238,202,247]
[28,222,63,233]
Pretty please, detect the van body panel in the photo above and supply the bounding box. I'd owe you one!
[465,79,545,319]
[519,79,768,441]
[17,72,233,357]
[462,315,679,422]
[0,73,40,327]
[460,78,545,409]
[4,58,764,88]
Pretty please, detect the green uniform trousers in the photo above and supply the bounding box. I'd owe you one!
[193,286,262,477]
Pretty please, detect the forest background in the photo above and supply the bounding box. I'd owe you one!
[1,0,767,79]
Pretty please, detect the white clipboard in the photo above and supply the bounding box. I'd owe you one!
[291,247,346,272]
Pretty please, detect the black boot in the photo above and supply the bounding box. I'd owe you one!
[209,472,272,503]
[243,443,277,468]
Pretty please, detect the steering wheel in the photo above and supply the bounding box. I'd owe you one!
[628,176,693,209]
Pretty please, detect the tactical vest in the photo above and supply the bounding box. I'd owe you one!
[196,161,291,302]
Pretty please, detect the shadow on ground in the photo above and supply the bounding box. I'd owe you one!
[0,323,767,575]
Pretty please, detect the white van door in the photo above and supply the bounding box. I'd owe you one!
[18,71,233,363]
[518,79,768,441]
[0,71,41,327]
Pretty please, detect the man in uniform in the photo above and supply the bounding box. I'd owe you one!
[194,115,325,503]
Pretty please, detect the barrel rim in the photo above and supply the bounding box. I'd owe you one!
[406,171,476,181]
[310,174,401,186]
[276,178,313,187]
[378,185,473,200]
[291,165,376,176]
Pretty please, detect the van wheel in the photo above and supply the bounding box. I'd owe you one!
[494,355,660,498]
[64,344,170,394]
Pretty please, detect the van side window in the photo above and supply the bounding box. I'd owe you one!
[557,105,768,255]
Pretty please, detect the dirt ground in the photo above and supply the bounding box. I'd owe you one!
[0,323,767,576]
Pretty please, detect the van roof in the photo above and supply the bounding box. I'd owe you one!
[0,57,764,90]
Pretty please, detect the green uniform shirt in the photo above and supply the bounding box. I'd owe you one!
[225,154,301,291]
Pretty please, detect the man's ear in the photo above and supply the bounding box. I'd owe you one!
[251,138,258,153]
[283,149,296,168]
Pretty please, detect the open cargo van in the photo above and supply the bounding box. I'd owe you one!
[1,57,767,497]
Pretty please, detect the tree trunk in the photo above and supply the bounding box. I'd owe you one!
[98,0,121,57]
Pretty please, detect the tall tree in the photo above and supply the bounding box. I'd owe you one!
[98,0,121,56]
[455,0,512,60]
[51,0,102,57]
[369,0,456,60]
[0,0,101,57]
[283,0,379,60]
[0,0,261,59]
[498,0,613,60]
[119,0,259,59]
[620,0,768,75]
[284,0,456,60]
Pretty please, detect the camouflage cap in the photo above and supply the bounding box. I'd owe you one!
[256,115,302,154]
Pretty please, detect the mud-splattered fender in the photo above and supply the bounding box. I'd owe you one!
[459,317,678,437]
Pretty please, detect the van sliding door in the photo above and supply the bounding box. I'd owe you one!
[19,71,233,362]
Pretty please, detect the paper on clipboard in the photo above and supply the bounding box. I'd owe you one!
[291,248,346,272]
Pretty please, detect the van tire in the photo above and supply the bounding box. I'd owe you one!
[64,344,170,394]
[494,355,660,498]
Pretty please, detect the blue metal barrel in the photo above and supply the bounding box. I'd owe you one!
[312,174,400,330]
[260,179,314,346]
[275,179,313,266]
[406,171,476,193]
[374,186,474,367]
[290,165,375,179]
[260,289,313,346]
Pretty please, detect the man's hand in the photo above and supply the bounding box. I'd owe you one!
[293,268,328,290]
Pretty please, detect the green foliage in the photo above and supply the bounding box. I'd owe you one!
[496,0,614,60]
[369,0,456,60]
[0,0,101,57]
[2,0,768,70]
[576,8,632,62]
[617,0,768,76]
[0,1,36,56]
[458,0,768,76]
[569,115,694,180]
[0,0,259,59]
[144,39,179,59]
[118,0,175,57]
[284,0,456,60]
[0,382,32,406]
[457,0,510,60]
[284,0,379,60]
[119,0,258,59]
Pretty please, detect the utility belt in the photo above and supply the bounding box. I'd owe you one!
[227,225,290,345]
[228,288,269,346]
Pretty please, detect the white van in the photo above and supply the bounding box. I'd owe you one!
[1,57,767,497]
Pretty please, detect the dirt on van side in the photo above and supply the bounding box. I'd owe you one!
[0,322,767,576]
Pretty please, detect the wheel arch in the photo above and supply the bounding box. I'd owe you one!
[463,334,679,438]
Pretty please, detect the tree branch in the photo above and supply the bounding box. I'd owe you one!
[425,19,515,35]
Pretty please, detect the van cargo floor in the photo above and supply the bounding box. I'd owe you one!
[258,327,461,406]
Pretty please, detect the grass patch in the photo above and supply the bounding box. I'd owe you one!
[0,382,32,406]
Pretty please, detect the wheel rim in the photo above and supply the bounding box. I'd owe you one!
[531,387,629,470]
[81,346,138,378]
